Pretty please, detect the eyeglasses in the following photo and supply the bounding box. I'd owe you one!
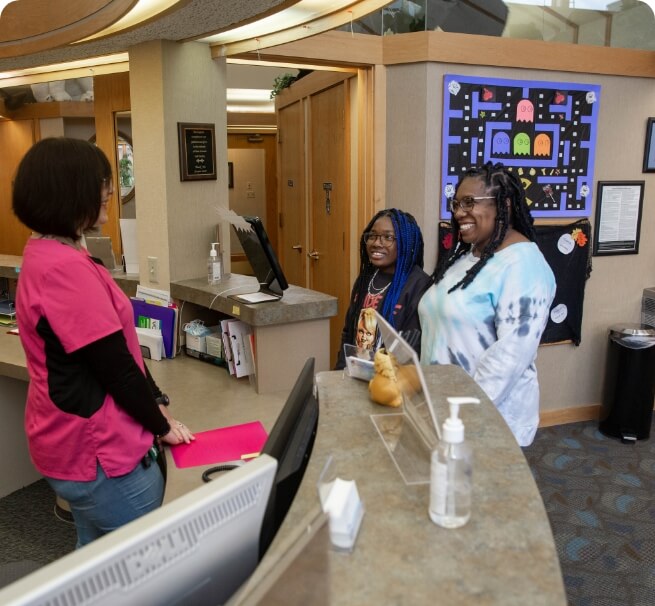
[363,232,396,246]
[448,195,495,214]
[101,177,114,195]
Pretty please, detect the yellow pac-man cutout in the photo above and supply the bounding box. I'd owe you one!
[521,178,532,190]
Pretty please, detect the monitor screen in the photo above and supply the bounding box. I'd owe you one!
[233,216,289,297]
[259,357,318,559]
[0,455,277,606]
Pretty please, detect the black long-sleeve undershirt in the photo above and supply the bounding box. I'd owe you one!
[76,330,170,437]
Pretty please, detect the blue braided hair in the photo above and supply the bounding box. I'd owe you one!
[355,208,424,328]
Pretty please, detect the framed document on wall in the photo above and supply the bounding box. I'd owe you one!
[593,181,644,256]
[177,122,217,181]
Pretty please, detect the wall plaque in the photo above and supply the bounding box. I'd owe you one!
[177,122,217,181]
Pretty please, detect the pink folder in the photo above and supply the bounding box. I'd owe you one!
[170,421,268,469]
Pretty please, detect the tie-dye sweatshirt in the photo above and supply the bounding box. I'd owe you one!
[419,242,556,446]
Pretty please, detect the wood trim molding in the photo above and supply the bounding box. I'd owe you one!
[0,0,138,59]
[275,70,354,109]
[244,29,655,79]
[385,30,655,78]
[5,101,95,120]
[540,402,655,428]
[213,1,390,58]
[539,404,601,427]
[227,112,276,128]
[227,31,383,68]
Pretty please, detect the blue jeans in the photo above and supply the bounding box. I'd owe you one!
[47,458,165,548]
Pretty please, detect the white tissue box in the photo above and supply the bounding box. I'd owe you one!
[321,478,365,551]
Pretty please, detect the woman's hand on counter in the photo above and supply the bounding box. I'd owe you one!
[159,404,195,445]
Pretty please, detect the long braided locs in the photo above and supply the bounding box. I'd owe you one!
[352,208,424,329]
[434,161,537,292]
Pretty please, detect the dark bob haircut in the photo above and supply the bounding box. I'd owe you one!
[12,137,112,241]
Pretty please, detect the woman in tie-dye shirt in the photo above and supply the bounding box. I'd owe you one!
[419,162,556,446]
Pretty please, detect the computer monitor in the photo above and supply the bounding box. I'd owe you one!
[0,455,277,606]
[85,236,117,270]
[258,357,318,559]
[232,216,289,301]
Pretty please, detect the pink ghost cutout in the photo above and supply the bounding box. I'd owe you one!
[516,99,534,123]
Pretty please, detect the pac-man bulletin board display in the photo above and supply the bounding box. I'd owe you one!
[441,74,601,219]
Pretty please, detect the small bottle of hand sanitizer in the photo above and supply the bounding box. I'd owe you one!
[429,396,479,528]
[207,242,222,285]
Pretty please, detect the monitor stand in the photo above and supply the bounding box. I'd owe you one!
[230,288,282,304]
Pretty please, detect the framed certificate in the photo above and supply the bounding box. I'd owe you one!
[592,181,644,256]
[177,122,217,181]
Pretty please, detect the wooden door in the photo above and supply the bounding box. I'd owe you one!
[308,81,350,365]
[0,120,36,255]
[277,100,306,288]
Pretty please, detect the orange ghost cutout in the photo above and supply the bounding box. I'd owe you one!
[516,99,534,123]
[534,133,551,157]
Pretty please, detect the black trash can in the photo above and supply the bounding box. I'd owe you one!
[599,324,655,442]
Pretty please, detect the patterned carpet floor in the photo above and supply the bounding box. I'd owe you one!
[0,419,653,603]
[524,418,655,606]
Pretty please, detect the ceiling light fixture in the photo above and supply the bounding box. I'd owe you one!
[0,54,129,86]
[76,0,183,43]
[203,0,391,56]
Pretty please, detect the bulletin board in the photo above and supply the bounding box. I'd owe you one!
[441,74,601,219]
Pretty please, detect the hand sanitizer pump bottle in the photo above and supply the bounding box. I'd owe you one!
[429,397,479,528]
[207,242,222,284]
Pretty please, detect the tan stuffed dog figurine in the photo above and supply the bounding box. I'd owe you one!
[368,348,402,407]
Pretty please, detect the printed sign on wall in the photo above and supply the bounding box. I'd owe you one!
[441,74,601,218]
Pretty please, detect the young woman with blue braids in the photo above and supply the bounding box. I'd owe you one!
[419,162,556,446]
[335,209,431,370]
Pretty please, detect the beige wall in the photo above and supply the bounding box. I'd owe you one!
[386,62,655,416]
[129,40,228,287]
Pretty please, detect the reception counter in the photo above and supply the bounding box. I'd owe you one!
[233,367,567,605]
[0,254,338,394]
[171,275,337,394]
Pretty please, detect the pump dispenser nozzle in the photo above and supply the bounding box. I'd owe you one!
[442,397,480,444]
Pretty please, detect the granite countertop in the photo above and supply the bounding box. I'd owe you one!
[0,330,28,381]
[1,254,337,327]
[0,254,22,279]
[239,366,566,605]
[171,276,338,326]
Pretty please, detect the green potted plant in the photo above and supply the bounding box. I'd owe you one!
[270,73,297,99]
[119,155,133,187]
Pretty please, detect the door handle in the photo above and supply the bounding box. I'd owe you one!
[292,244,303,253]
[307,250,320,260]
